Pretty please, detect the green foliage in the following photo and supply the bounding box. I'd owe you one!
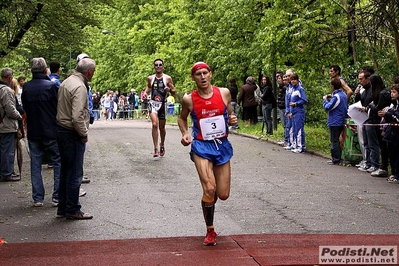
[1,0,399,126]
[0,0,114,78]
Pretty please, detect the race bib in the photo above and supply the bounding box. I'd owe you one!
[199,115,226,140]
[149,100,163,113]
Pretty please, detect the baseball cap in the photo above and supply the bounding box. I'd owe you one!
[77,53,90,63]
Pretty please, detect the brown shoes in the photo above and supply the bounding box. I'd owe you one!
[0,175,21,182]
[66,211,93,220]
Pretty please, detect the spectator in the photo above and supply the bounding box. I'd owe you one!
[260,75,276,135]
[277,73,288,145]
[284,69,296,150]
[101,90,111,120]
[329,65,353,100]
[49,61,62,87]
[128,89,136,119]
[92,93,100,120]
[366,74,391,177]
[56,57,95,220]
[16,76,25,106]
[0,68,22,182]
[288,73,308,153]
[167,94,175,115]
[323,78,348,165]
[22,57,61,207]
[355,70,374,172]
[237,76,258,126]
[229,77,239,116]
[10,78,25,177]
[228,77,239,129]
[379,84,399,183]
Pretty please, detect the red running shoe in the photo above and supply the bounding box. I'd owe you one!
[160,145,165,157]
[203,229,217,246]
[153,149,159,157]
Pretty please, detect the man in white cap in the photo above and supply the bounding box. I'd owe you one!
[178,62,237,246]
[76,53,93,188]
[77,53,90,63]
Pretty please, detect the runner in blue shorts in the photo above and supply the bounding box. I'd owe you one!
[178,62,237,246]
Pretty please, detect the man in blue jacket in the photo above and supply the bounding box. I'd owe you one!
[323,78,348,165]
[21,58,60,207]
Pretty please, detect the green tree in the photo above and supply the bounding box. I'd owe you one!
[0,0,114,77]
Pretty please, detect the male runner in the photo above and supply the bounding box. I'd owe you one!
[178,62,237,246]
[144,59,176,157]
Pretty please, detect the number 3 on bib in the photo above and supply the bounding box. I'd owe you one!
[199,115,226,140]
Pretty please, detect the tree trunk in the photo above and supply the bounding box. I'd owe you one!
[0,3,43,58]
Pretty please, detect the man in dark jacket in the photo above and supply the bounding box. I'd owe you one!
[21,57,60,207]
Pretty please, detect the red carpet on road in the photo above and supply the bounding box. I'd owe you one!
[1,234,398,265]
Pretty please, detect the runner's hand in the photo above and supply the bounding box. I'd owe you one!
[181,134,191,146]
[228,114,237,126]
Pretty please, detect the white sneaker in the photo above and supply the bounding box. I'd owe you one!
[371,169,388,177]
[277,141,285,145]
[291,148,304,153]
[33,202,43,207]
[366,166,378,173]
[355,160,366,168]
[79,188,86,197]
[358,165,370,172]
[284,145,292,150]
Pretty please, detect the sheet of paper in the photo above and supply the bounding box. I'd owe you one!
[348,101,369,125]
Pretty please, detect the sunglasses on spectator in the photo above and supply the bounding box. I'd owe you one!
[154,64,163,67]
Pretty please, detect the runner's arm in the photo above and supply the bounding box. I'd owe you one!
[178,94,192,146]
[144,76,152,97]
[166,76,176,96]
[220,87,237,126]
[340,79,353,100]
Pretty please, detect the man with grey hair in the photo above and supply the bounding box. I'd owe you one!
[22,57,61,206]
[56,57,96,220]
[0,68,22,182]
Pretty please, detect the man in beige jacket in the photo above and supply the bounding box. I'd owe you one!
[56,58,95,220]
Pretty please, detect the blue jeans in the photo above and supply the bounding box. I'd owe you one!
[56,126,85,215]
[262,104,273,134]
[231,102,237,116]
[28,140,60,202]
[93,109,100,120]
[0,132,15,177]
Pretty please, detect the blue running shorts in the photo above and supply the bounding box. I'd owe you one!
[190,138,233,166]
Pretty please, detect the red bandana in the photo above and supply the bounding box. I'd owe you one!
[191,62,211,75]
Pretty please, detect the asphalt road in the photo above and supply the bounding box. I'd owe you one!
[1,118,398,243]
